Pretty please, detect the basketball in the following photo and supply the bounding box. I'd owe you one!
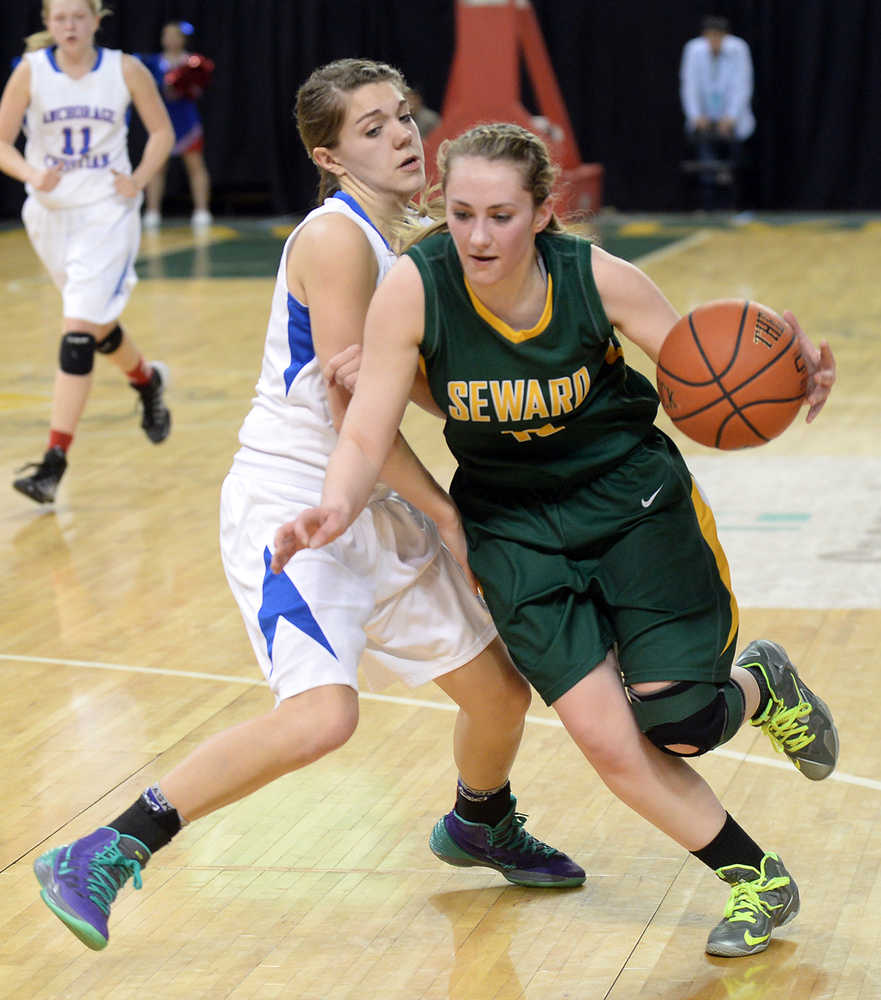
[656,299,808,449]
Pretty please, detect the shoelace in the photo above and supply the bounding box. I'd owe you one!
[60,843,144,915]
[15,450,64,477]
[14,458,59,477]
[765,697,815,754]
[723,872,791,924]
[489,813,558,858]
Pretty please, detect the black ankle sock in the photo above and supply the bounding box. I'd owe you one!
[691,813,766,873]
[455,780,512,827]
[746,665,772,720]
[108,786,182,856]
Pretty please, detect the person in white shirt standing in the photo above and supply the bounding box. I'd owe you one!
[679,14,755,212]
[0,0,174,505]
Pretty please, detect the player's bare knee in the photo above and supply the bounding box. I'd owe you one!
[308,714,357,758]
[627,680,745,757]
[441,641,531,722]
[502,666,532,716]
[275,687,359,764]
[480,664,531,726]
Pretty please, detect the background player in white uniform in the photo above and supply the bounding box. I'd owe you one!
[0,0,174,504]
[31,58,584,953]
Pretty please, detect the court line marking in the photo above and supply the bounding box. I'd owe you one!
[633,228,712,266]
[3,650,876,793]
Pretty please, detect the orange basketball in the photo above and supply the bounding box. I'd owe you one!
[656,300,808,450]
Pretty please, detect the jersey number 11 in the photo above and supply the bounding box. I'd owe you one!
[61,126,91,156]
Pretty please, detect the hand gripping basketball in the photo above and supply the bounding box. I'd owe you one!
[656,300,813,449]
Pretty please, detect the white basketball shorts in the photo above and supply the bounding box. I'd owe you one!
[22,192,141,324]
[219,461,498,704]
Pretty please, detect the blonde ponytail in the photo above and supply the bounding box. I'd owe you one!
[24,29,54,52]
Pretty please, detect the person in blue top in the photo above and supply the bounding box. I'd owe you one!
[139,20,212,228]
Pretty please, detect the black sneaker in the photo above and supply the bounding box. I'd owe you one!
[13,446,67,504]
[131,361,171,443]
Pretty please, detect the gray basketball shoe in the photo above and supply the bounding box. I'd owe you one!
[736,639,839,780]
[707,853,799,957]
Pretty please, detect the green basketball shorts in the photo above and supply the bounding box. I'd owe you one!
[462,431,739,705]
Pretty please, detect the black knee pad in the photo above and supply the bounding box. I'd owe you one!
[59,331,96,375]
[95,324,123,355]
[628,680,744,757]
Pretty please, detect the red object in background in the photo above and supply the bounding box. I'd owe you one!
[422,0,603,218]
[164,54,215,101]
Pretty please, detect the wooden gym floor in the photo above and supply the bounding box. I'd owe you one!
[0,214,879,999]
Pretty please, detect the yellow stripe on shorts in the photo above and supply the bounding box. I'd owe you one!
[690,478,739,653]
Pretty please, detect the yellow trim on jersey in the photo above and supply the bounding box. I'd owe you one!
[690,478,739,653]
[464,273,554,344]
[605,342,623,364]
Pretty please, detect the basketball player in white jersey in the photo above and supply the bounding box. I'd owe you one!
[31,58,584,953]
[0,0,174,504]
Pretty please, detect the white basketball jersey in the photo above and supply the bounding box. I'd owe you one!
[236,193,397,484]
[23,47,132,209]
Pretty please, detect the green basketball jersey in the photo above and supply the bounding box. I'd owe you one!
[407,229,660,498]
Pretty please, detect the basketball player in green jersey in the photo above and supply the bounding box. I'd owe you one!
[273,122,839,958]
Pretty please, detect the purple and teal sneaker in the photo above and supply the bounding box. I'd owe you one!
[429,798,585,887]
[33,827,149,950]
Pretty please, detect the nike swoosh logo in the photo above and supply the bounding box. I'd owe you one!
[641,485,663,508]
[743,930,770,946]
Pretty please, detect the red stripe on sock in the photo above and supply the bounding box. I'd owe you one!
[126,358,152,385]
[48,430,73,453]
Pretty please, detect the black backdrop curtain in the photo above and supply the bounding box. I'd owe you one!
[2,0,880,219]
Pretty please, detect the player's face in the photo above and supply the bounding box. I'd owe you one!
[331,82,424,201]
[445,156,551,289]
[45,0,99,51]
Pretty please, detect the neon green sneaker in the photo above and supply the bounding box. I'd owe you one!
[737,639,839,780]
[706,853,799,957]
